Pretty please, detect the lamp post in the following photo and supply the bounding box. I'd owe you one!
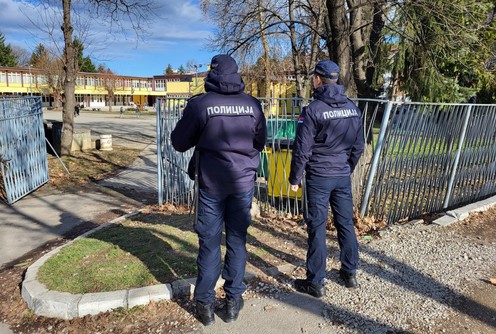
[23,64,32,96]
[193,64,202,86]
[28,64,32,96]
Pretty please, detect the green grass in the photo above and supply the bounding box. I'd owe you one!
[36,211,310,294]
[37,213,199,294]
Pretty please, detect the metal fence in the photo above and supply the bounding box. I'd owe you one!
[362,102,496,223]
[0,97,49,204]
[157,97,496,224]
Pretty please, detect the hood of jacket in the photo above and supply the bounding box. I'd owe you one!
[204,55,245,94]
[204,71,245,94]
[313,83,348,108]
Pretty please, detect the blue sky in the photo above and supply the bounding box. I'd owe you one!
[0,0,218,77]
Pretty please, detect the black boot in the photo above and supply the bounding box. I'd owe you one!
[339,269,358,288]
[294,279,326,298]
[224,296,244,323]
[196,300,215,326]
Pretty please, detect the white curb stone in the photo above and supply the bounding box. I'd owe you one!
[21,280,48,310]
[128,284,172,308]
[78,290,128,317]
[33,291,82,319]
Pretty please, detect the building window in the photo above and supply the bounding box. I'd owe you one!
[156,80,165,91]
[22,73,34,85]
[91,95,104,103]
[0,72,5,83]
[85,77,95,86]
[8,72,21,83]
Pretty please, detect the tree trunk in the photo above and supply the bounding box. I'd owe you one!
[326,0,356,96]
[306,0,327,99]
[366,1,385,95]
[108,95,113,113]
[289,0,304,98]
[348,0,371,98]
[257,0,271,99]
[61,0,76,156]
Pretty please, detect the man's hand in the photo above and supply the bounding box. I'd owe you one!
[290,184,300,192]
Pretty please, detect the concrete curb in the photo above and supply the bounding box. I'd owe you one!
[432,195,496,226]
[20,211,259,320]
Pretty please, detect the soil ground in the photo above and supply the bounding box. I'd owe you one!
[0,198,495,333]
[425,211,496,334]
[1,133,495,333]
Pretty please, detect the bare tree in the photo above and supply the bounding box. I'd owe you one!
[201,0,275,98]
[58,0,156,155]
[25,0,156,155]
[11,45,31,66]
[30,43,65,107]
[202,0,327,99]
[99,65,118,113]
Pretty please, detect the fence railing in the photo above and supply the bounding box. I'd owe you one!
[0,97,48,204]
[157,97,496,224]
[363,102,496,223]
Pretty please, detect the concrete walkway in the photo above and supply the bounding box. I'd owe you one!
[0,142,158,270]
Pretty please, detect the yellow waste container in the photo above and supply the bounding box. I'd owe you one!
[266,139,302,199]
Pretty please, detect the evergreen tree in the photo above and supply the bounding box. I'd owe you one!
[0,32,18,67]
[73,38,97,73]
[390,0,496,102]
[30,43,50,66]
[178,65,185,74]
[165,64,174,75]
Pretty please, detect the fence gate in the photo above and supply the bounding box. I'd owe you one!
[0,97,49,204]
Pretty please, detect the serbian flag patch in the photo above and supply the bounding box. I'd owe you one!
[298,116,305,123]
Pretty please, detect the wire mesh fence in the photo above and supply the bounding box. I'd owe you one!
[157,97,496,224]
[0,97,48,204]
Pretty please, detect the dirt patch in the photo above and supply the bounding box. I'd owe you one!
[423,210,496,334]
[0,203,494,333]
[0,152,496,334]
[0,203,311,333]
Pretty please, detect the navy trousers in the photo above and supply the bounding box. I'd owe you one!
[304,174,359,285]
[193,188,254,304]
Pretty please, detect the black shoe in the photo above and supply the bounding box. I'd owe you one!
[196,301,215,326]
[294,279,325,298]
[224,296,244,323]
[339,269,358,288]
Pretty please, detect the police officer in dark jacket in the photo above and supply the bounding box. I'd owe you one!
[171,54,267,326]
[289,60,364,297]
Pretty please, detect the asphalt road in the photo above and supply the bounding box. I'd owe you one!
[43,109,157,150]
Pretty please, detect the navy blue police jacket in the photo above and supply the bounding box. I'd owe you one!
[171,71,267,195]
[289,83,364,185]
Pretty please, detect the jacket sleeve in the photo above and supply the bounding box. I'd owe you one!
[254,104,267,152]
[171,101,202,152]
[289,107,316,185]
[348,113,365,173]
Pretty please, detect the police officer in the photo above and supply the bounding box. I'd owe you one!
[289,60,364,297]
[171,54,267,325]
